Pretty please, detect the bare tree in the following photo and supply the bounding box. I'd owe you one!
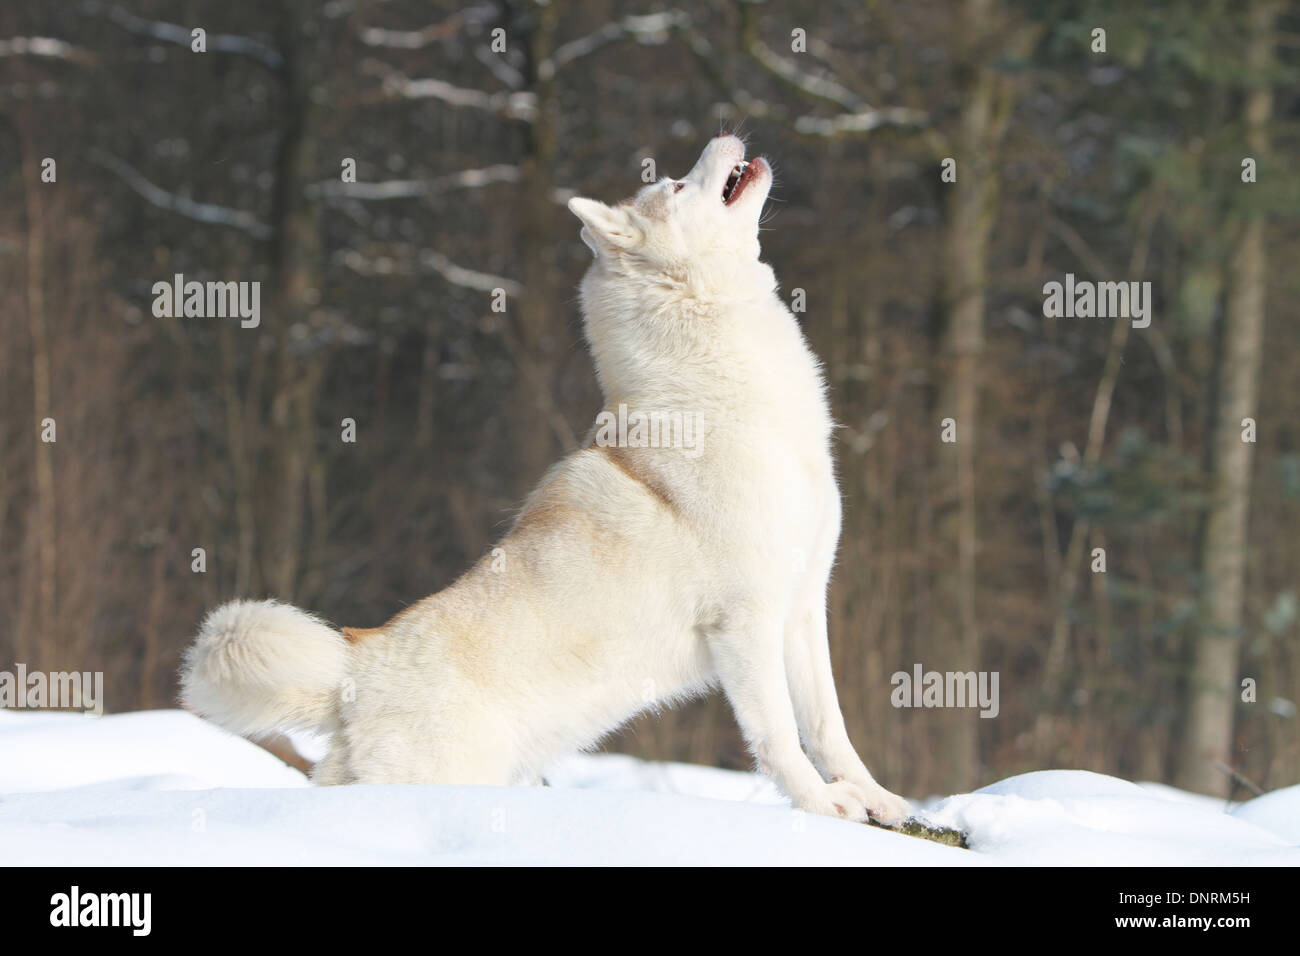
[1176,0,1278,796]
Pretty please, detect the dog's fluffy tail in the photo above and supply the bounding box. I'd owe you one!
[180,599,349,738]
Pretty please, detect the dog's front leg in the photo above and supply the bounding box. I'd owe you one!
[706,615,872,821]
[784,608,912,826]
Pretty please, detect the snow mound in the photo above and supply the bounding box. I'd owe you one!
[924,770,1296,865]
[1231,785,1300,843]
[0,709,307,793]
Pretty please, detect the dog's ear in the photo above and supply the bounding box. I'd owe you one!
[567,197,643,255]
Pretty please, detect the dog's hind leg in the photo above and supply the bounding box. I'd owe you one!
[345,706,516,786]
[310,737,356,786]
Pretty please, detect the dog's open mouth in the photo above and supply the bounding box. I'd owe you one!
[722,159,762,206]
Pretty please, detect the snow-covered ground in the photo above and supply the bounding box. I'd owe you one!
[0,709,1295,865]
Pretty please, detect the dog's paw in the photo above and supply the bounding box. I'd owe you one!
[857,784,912,827]
[797,780,871,822]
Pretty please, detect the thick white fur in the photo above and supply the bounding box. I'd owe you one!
[181,136,911,825]
[181,599,348,737]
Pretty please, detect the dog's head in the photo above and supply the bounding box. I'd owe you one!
[567,134,772,281]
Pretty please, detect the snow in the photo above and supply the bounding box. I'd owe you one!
[1231,784,1300,843]
[1137,780,1237,811]
[1,709,1296,866]
[925,770,1295,865]
[0,710,307,794]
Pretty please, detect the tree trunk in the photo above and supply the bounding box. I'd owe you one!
[260,0,326,598]
[930,0,1010,794]
[1175,1,1275,796]
[511,3,565,494]
[1043,191,1161,696]
[17,101,56,655]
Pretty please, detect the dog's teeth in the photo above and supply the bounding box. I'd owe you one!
[722,161,748,203]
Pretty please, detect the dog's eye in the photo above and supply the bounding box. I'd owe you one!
[673,182,686,193]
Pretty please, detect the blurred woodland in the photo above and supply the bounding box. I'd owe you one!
[1,0,1297,798]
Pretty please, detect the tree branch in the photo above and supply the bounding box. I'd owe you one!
[356,3,497,49]
[336,247,521,296]
[358,15,465,50]
[88,3,282,71]
[543,11,688,80]
[0,36,97,63]
[89,150,274,240]
[475,44,525,89]
[795,107,928,137]
[362,59,536,120]
[421,250,521,295]
[308,164,522,200]
[737,6,866,112]
[734,1,929,136]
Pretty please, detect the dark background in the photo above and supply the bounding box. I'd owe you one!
[1,0,1296,799]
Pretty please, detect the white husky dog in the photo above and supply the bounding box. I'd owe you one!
[182,134,911,824]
